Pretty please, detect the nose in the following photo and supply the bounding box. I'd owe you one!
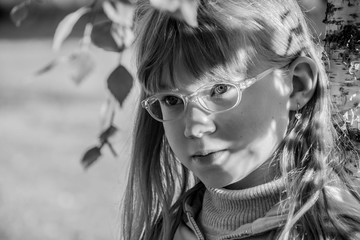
[183,104,216,138]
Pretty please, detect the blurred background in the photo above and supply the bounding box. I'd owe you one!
[0,1,136,239]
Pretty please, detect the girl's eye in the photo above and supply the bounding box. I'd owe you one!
[162,95,182,106]
[211,84,230,96]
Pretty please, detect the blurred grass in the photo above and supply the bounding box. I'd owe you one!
[0,18,137,240]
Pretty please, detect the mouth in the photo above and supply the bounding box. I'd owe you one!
[192,150,219,157]
[191,150,228,164]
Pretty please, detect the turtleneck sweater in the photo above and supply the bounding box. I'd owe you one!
[198,178,285,240]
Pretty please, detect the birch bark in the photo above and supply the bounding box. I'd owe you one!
[323,0,360,129]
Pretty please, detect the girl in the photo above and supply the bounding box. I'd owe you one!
[122,0,360,239]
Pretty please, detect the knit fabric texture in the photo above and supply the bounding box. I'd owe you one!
[198,178,285,240]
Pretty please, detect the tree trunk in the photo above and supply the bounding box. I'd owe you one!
[323,0,360,130]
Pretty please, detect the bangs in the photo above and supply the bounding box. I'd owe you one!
[136,8,260,94]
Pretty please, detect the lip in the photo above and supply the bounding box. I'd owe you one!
[191,150,229,165]
[192,149,219,156]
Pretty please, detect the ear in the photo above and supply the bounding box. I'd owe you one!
[288,56,318,110]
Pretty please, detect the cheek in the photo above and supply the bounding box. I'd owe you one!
[217,108,272,145]
[163,122,185,155]
[218,87,290,145]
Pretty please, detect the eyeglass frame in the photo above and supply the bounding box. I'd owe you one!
[141,67,275,122]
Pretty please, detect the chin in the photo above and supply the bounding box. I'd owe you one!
[201,177,234,189]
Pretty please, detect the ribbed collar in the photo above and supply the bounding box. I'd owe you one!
[199,178,285,239]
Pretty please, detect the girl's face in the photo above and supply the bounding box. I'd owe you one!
[162,61,293,189]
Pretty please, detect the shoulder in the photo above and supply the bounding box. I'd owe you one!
[146,183,206,240]
[324,184,360,219]
[321,174,360,237]
[323,174,360,214]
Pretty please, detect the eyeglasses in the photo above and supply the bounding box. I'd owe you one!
[141,68,274,122]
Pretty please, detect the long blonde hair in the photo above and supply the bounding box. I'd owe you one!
[122,1,360,239]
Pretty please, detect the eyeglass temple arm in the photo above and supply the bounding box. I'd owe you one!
[238,68,274,89]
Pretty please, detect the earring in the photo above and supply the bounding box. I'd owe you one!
[295,103,302,120]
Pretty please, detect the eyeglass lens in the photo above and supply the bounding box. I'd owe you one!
[148,83,239,121]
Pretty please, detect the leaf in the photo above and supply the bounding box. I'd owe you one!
[99,125,118,143]
[35,51,94,83]
[52,7,91,51]
[103,0,135,27]
[68,50,95,85]
[35,56,68,75]
[178,0,198,27]
[91,20,122,52]
[81,23,93,49]
[81,146,102,169]
[118,0,134,4]
[150,0,181,12]
[92,0,135,52]
[107,65,134,106]
[35,59,59,75]
[111,23,135,51]
[10,1,30,27]
[150,0,199,27]
[99,98,116,128]
[102,1,120,23]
